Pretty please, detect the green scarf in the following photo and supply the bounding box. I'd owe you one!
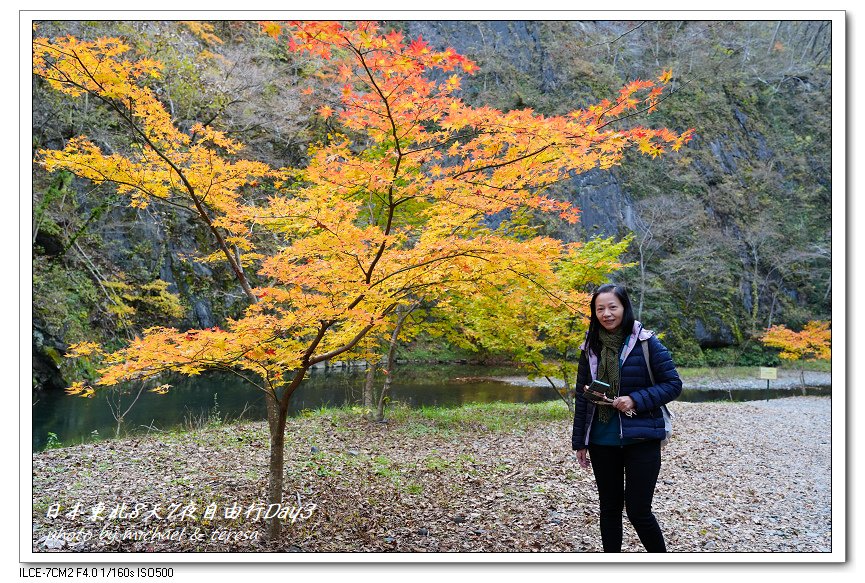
[596,327,626,423]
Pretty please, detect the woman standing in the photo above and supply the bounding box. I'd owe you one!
[572,283,682,552]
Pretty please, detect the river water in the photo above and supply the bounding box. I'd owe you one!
[31,364,830,450]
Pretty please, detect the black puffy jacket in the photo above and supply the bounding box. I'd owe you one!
[571,321,682,450]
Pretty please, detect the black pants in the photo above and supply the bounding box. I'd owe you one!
[588,440,666,552]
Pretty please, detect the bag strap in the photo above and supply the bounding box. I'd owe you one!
[642,339,672,418]
[641,339,656,386]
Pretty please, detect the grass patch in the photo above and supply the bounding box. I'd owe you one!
[423,454,451,471]
[372,456,398,479]
[294,399,570,434]
[299,450,346,478]
[413,400,569,432]
[36,400,572,457]
[399,421,439,437]
[422,452,477,473]
[791,360,831,372]
[678,366,762,379]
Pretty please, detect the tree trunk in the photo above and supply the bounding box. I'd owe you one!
[262,368,310,541]
[376,306,413,421]
[561,369,575,414]
[550,376,574,414]
[363,360,377,421]
[768,291,778,328]
[751,249,761,336]
[536,363,572,413]
[265,391,288,541]
[375,371,390,422]
[768,21,782,55]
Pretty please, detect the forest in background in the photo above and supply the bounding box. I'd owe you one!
[31,19,832,391]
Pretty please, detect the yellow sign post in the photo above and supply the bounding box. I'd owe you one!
[759,367,777,400]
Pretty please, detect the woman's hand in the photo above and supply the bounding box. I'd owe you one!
[612,395,636,416]
[576,449,590,469]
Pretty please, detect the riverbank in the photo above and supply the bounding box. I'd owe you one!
[32,365,832,451]
[32,396,831,554]
[491,368,832,391]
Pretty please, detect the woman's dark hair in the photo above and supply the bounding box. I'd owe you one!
[586,283,636,356]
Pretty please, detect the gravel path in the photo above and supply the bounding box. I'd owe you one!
[652,396,832,552]
[31,396,832,554]
[679,370,831,391]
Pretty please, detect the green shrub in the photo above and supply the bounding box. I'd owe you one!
[44,432,62,450]
[735,343,782,367]
[702,347,738,367]
[668,341,705,368]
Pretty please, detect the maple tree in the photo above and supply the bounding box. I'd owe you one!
[435,235,632,412]
[34,21,692,539]
[761,320,831,391]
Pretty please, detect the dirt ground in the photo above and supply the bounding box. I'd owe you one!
[31,396,832,554]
